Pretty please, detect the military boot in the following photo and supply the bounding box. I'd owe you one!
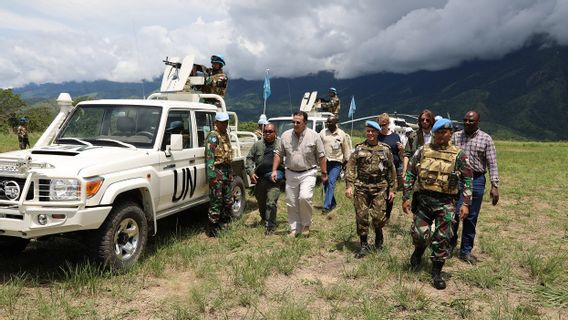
[206,222,220,238]
[410,246,426,268]
[355,235,369,259]
[375,228,384,251]
[431,261,446,290]
[355,243,369,259]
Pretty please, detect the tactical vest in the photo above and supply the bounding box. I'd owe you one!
[209,130,233,165]
[355,143,389,184]
[416,144,460,195]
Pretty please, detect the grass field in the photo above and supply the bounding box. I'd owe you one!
[0,137,567,319]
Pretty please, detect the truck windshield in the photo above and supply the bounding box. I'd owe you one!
[56,104,162,148]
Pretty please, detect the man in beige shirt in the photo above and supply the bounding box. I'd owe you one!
[272,111,327,237]
[319,115,351,214]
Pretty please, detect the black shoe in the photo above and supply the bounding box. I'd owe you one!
[459,254,478,265]
[375,229,384,251]
[431,261,446,290]
[410,247,425,268]
[264,227,275,236]
[355,244,369,259]
[321,208,329,215]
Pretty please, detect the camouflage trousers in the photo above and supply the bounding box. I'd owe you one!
[353,183,388,236]
[208,166,234,224]
[410,192,455,262]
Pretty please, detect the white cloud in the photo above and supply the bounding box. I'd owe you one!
[0,0,566,88]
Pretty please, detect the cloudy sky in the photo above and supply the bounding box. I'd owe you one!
[1,0,567,88]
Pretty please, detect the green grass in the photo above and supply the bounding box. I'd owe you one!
[0,138,567,319]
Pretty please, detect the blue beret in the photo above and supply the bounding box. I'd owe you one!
[366,120,381,131]
[432,118,453,132]
[215,112,229,122]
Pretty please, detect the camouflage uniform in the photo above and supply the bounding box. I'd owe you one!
[202,69,228,97]
[205,127,233,226]
[403,143,472,261]
[345,141,397,237]
[17,125,30,150]
[321,96,341,117]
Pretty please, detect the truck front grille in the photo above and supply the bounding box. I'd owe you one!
[0,177,33,201]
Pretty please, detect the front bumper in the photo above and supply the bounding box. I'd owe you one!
[0,205,112,238]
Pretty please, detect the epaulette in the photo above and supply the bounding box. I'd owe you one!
[354,142,366,150]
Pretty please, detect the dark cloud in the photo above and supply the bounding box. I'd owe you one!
[1,0,566,87]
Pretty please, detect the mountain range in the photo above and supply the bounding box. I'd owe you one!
[14,43,568,140]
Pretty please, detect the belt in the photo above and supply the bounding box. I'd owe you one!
[473,171,485,177]
[357,175,384,184]
[287,167,315,173]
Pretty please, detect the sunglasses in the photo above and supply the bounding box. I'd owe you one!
[263,130,275,134]
[292,121,303,124]
[420,118,431,122]
[463,119,476,123]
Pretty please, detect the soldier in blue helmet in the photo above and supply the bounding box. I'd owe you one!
[402,118,473,290]
[345,120,396,258]
[17,117,30,149]
[205,112,234,236]
[319,87,341,118]
[202,54,228,98]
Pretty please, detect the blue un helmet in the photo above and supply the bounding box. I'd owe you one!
[166,120,184,133]
[19,117,28,124]
[329,87,337,94]
[211,54,225,67]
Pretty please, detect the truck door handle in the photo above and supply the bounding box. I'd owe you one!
[189,159,195,164]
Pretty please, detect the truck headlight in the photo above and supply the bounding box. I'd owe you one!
[49,179,80,201]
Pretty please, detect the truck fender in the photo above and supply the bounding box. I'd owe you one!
[100,178,157,235]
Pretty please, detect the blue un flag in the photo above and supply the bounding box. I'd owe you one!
[263,73,271,101]
[348,96,356,118]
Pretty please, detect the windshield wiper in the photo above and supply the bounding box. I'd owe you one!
[57,138,93,146]
[94,138,136,149]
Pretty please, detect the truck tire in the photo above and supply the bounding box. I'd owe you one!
[89,201,148,270]
[231,176,246,219]
[0,236,29,257]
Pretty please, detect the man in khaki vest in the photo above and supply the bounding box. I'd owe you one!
[402,118,473,290]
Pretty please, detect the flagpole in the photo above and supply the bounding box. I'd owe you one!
[350,114,354,138]
[263,68,269,115]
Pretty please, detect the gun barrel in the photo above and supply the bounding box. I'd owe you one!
[162,60,182,68]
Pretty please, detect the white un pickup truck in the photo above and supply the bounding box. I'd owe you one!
[0,55,255,270]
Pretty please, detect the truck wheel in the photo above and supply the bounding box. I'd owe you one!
[231,176,246,219]
[90,201,148,270]
[0,236,29,257]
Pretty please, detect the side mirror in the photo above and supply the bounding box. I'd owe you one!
[170,134,183,151]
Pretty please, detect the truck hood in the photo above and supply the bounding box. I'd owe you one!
[1,145,156,177]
